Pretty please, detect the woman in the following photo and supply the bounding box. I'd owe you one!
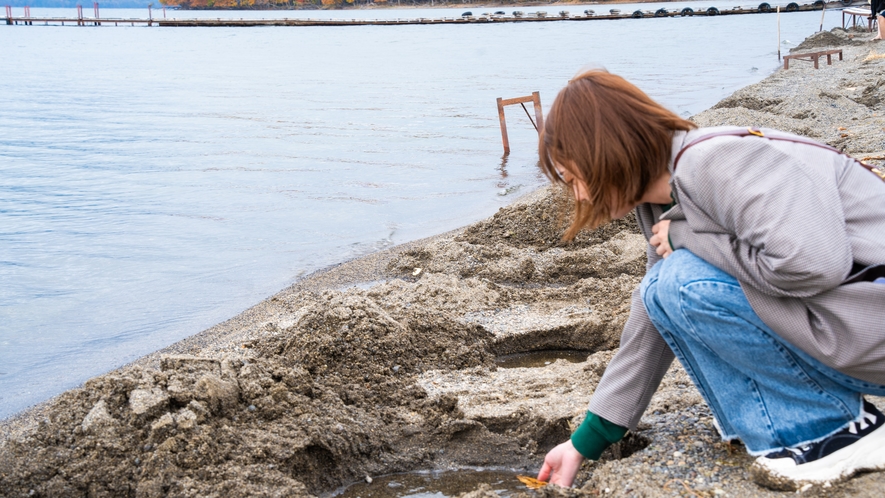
[872,0,885,41]
[535,70,885,490]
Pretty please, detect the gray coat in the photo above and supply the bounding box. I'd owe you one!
[588,126,885,430]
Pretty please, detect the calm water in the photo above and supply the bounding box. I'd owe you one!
[0,4,841,419]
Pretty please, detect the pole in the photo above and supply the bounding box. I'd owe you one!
[93,2,99,25]
[5,5,11,25]
[819,1,826,32]
[497,98,510,155]
[77,4,83,26]
[148,3,152,26]
[777,6,781,61]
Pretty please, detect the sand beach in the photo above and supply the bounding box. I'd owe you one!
[2,26,885,498]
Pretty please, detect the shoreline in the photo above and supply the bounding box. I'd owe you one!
[3,27,885,498]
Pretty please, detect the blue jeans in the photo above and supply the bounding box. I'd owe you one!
[640,250,885,455]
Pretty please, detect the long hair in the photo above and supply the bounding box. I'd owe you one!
[539,70,695,239]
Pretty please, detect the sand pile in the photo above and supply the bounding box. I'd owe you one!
[0,189,648,497]
[3,27,885,498]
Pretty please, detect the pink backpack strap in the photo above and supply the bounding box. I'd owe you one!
[673,127,885,181]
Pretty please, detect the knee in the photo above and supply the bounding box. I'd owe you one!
[654,250,707,299]
[652,250,735,310]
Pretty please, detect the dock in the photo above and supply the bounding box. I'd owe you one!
[3,2,846,27]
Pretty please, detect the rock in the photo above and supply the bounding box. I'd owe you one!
[149,412,175,442]
[128,388,169,417]
[81,399,116,434]
[174,408,198,430]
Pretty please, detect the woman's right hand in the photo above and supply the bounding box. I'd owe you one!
[537,439,585,487]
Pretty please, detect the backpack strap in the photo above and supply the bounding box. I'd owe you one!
[673,127,885,181]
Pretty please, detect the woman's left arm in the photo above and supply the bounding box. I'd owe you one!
[667,137,853,298]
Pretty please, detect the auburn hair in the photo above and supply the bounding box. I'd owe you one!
[539,70,696,239]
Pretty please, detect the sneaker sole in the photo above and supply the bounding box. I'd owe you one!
[751,422,885,490]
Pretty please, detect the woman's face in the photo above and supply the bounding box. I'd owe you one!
[554,162,636,220]
[554,162,590,203]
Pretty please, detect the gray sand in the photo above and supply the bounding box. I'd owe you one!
[2,27,884,498]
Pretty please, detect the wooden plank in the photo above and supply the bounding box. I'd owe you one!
[499,96,536,106]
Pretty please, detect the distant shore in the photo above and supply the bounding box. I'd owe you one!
[164,0,863,13]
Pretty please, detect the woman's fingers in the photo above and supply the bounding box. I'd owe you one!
[537,462,552,482]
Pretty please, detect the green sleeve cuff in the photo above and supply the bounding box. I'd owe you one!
[570,411,628,460]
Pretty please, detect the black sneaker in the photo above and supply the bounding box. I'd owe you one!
[751,399,885,490]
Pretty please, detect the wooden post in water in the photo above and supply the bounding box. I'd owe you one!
[93,2,99,26]
[496,98,510,154]
[496,92,543,155]
[5,5,12,25]
[77,4,83,26]
[148,3,152,26]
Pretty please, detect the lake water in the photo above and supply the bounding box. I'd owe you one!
[0,3,843,419]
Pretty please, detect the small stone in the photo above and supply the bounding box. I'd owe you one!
[248,405,257,412]
[823,481,832,488]
[128,388,169,417]
[799,483,813,493]
[673,451,683,458]
[604,488,611,494]
[81,400,117,434]
[174,408,198,430]
[713,489,725,495]
[392,365,400,373]
[412,268,422,276]
[150,412,175,436]
[143,443,153,452]
[134,458,141,465]
[365,475,373,484]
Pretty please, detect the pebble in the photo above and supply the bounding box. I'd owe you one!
[247,405,256,412]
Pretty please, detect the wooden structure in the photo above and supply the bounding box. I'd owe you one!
[496,92,543,155]
[783,48,843,69]
[842,7,875,31]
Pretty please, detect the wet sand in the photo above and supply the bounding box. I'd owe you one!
[2,28,885,498]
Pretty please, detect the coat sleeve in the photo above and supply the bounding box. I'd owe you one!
[587,205,675,430]
[667,137,853,298]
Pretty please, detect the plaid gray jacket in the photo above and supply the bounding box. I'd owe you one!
[588,126,885,430]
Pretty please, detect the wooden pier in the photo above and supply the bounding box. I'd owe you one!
[3,2,847,27]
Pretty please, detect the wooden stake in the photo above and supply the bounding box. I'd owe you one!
[496,92,543,154]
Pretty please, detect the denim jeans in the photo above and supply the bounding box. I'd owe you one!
[640,250,885,455]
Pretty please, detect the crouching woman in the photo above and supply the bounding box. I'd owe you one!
[536,70,885,490]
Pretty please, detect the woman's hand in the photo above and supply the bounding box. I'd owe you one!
[650,220,673,258]
[537,439,585,487]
